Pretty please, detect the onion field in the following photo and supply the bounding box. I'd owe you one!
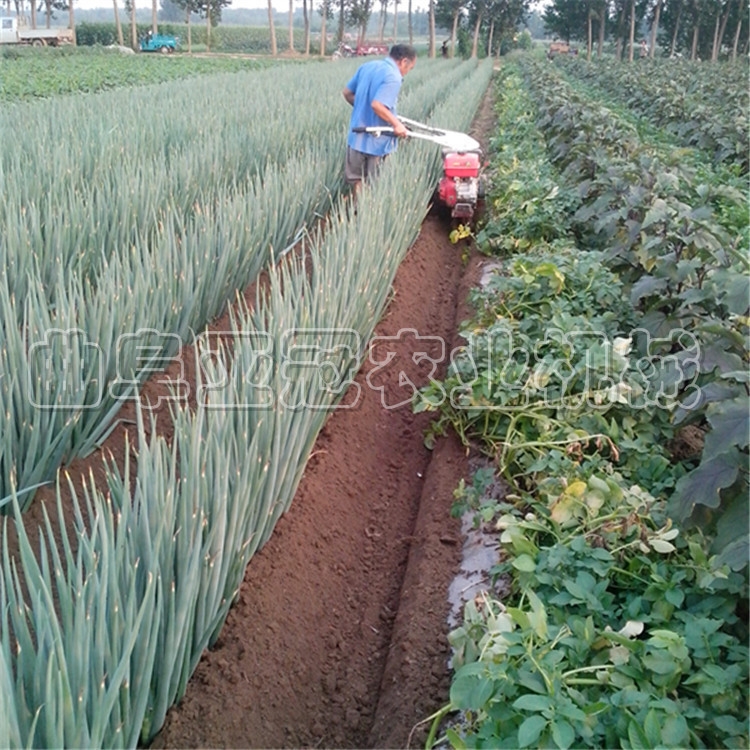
[0,56,493,747]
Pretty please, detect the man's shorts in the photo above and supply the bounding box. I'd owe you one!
[345,146,384,185]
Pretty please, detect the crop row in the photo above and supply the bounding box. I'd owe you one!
[0,57,477,510]
[517,56,748,569]
[425,63,747,750]
[0,46,276,100]
[0,59,493,748]
[555,56,748,173]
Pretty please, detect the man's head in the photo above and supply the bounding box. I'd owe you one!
[389,44,417,76]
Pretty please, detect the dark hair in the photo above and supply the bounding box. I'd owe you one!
[389,44,417,62]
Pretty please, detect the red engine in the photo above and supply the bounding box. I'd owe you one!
[437,151,482,220]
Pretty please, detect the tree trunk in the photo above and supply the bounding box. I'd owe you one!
[714,0,731,60]
[690,22,698,58]
[393,0,397,41]
[151,0,157,33]
[598,3,605,55]
[470,10,481,57]
[670,0,682,56]
[628,0,635,61]
[487,18,494,57]
[587,9,592,59]
[69,0,75,43]
[319,4,326,55]
[428,0,435,56]
[186,5,191,52]
[113,0,123,45]
[408,0,412,43]
[268,0,277,54]
[30,0,36,29]
[450,8,458,57]
[731,13,741,59]
[615,2,625,58]
[288,0,294,52]
[130,0,136,49]
[378,0,385,42]
[649,0,661,56]
[338,0,344,42]
[710,12,720,59]
[303,0,310,54]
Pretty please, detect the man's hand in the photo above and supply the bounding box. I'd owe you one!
[392,119,408,138]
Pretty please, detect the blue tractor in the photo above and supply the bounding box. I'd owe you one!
[140,30,178,53]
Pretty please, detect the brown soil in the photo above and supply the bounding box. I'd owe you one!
[14,87,497,750]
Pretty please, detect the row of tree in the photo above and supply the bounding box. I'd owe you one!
[543,0,749,61]
[6,0,530,57]
[10,0,744,61]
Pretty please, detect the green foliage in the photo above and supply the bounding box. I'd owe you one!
[515,56,750,564]
[0,45,274,100]
[558,56,749,172]
[429,62,748,750]
[74,22,309,53]
[445,473,749,749]
[474,73,578,253]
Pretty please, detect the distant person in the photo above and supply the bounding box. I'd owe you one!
[441,39,449,58]
[342,44,417,193]
[640,39,648,57]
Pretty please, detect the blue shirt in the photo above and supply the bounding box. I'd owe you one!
[346,57,403,157]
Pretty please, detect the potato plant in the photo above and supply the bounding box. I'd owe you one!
[424,63,748,750]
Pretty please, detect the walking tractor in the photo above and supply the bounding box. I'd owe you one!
[353,116,484,221]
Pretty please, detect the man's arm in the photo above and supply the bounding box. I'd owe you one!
[342,88,355,106]
[371,100,407,137]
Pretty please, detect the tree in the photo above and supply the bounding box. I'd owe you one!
[268,0,277,53]
[197,0,232,52]
[129,0,136,48]
[318,0,332,54]
[489,0,530,56]
[649,0,662,55]
[467,0,486,56]
[543,0,589,42]
[288,0,294,51]
[303,0,310,53]
[172,0,201,51]
[730,0,747,58]
[428,0,435,55]
[113,0,124,44]
[435,0,465,57]
[377,0,387,41]
[347,0,375,44]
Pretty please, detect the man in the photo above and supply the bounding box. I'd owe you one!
[342,44,417,192]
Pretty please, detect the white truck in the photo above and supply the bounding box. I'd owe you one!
[0,17,74,46]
